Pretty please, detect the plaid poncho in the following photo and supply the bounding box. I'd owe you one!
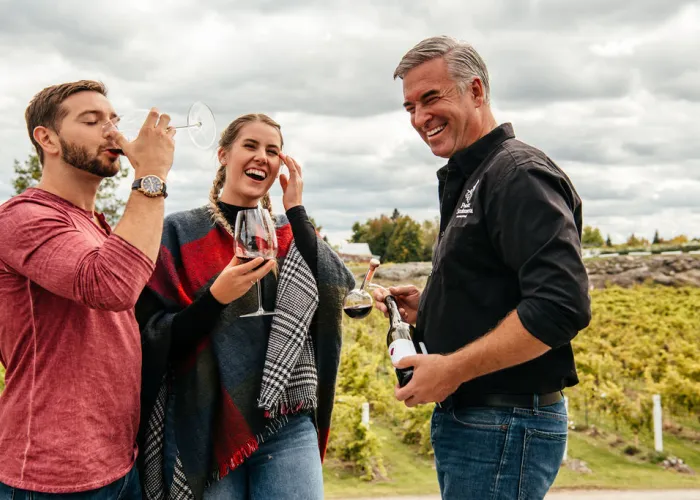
[136,206,354,499]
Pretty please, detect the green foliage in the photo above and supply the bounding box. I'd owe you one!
[350,211,437,263]
[326,284,700,483]
[625,233,649,247]
[582,225,605,247]
[12,153,129,226]
[351,214,395,259]
[384,216,423,263]
[568,286,700,432]
[12,155,42,194]
[328,394,386,481]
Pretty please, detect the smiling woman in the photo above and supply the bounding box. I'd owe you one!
[133,113,355,499]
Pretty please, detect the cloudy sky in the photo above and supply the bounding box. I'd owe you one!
[1,0,698,245]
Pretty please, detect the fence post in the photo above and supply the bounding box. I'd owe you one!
[361,402,370,428]
[653,394,663,453]
[563,396,569,462]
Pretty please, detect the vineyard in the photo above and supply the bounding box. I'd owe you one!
[323,281,700,494]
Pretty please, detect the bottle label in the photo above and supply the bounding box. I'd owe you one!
[389,338,417,364]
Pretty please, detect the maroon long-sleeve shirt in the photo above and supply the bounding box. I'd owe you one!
[0,188,155,492]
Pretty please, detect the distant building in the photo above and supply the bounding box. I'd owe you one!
[336,242,375,263]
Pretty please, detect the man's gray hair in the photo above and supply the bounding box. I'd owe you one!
[393,35,491,104]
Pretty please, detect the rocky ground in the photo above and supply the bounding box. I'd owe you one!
[584,254,700,289]
[368,254,700,289]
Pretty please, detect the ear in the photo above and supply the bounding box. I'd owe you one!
[470,78,487,108]
[217,146,228,165]
[33,126,60,158]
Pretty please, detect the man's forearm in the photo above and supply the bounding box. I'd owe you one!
[113,191,165,263]
[448,310,551,385]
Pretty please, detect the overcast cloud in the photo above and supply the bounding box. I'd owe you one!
[1,0,698,244]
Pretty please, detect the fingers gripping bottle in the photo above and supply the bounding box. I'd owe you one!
[385,295,417,387]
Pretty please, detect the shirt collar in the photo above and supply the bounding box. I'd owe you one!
[436,122,515,181]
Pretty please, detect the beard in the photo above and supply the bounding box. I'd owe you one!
[60,138,120,178]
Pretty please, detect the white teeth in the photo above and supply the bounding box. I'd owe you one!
[245,168,267,180]
[427,124,446,137]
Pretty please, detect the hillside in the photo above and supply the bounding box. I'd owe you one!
[328,263,700,495]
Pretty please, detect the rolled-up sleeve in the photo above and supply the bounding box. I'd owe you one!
[485,162,591,348]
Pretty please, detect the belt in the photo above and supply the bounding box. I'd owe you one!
[445,390,564,410]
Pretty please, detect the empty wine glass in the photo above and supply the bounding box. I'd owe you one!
[234,207,278,317]
[343,258,380,319]
[104,101,217,150]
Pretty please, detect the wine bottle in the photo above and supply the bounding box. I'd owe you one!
[385,295,417,387]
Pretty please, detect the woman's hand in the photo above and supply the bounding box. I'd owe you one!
[210,256,276,304]
[279,153,303,211]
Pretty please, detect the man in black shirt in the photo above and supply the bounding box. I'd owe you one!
[373,36,591,499]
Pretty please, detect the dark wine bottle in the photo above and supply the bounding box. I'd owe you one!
[385,295,417,387]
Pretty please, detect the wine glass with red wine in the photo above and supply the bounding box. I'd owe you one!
[343,258,380,319]
[234,207,278,317]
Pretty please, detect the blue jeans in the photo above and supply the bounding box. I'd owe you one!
[431,398,567,500]
[164,409,323,500]
[204,413,323,499]
[0,466,140,500]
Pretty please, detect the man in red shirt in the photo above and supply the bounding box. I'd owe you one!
[0,80,175,497]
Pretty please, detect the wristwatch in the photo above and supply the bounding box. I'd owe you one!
[132,175,167,198]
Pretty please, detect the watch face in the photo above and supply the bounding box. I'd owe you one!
[143,176,163,194]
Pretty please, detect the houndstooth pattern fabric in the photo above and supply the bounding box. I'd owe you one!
[143,376,195,500]
[257,242,320,418]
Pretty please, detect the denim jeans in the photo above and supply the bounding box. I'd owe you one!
[0,466,141,500]
[163,401,323,500]
[202,413,324,500]
[431,397,567,500]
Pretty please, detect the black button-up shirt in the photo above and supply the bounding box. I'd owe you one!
[415,123,591,396]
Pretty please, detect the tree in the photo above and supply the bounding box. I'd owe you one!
[350,212,432,262]
[669,234,688,245]
[652,229,661,245]
[12,153,129,226]
[351,214,395,259]
[606,235,613,247]
[582,225,605,247]
[384,215,422,263]
[12,155,42,194]
[625,233,649,248]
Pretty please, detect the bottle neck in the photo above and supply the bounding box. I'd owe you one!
[385,295,402,329]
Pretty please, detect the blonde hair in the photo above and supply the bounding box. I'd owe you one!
[208,113,283,235]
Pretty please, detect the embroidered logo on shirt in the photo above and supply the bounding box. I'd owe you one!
[456,179,480,219]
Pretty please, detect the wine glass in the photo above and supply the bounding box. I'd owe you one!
[234,207,278,317]
[104,101,217,150]
[343,258,380,319]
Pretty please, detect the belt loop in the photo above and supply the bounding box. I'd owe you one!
[533,393,539,411]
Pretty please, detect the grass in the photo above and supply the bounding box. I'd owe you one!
[324,425,440,498]
[323,421,700,498]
